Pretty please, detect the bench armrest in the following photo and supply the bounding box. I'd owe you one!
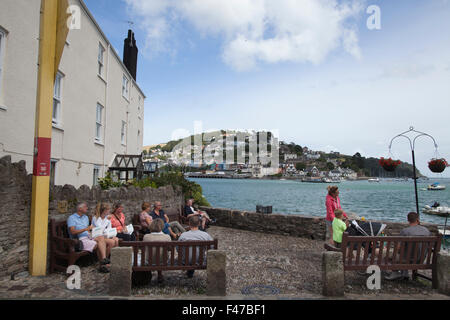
[51,236,80,253]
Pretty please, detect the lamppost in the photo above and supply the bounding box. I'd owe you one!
[388,126,439,215]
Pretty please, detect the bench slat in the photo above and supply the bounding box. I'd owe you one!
[155,244,160,266]
[355,242,362,265]
[384,241,391,265]
[377,240,384,265]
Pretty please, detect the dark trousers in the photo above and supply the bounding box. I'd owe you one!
[117,232,136,241]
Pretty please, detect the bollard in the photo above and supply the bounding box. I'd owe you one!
[436,252,450,295]
[207,250,227,296]
[109,247,132,297]
[322,251,344,297]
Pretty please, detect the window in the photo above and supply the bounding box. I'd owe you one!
[93,165,101,186]
[52,72,63,126]
[121,120,126,145]
[98,43,105,77]
[0,29,5,99]
[95,103,103,143]
[50,159,58,186]
[122,75,129,99]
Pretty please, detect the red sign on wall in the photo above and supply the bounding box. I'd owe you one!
[33,137,52,177]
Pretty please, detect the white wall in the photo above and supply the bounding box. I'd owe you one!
[0,0,145,187]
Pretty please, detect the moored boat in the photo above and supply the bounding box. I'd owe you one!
[427,183,446,191]
[422,205,450,217]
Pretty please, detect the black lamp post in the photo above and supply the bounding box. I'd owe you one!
[388,126,439,215]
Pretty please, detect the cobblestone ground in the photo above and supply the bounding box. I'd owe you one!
[0,227,448,299]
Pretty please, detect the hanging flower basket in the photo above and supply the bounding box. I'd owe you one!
[428,158,448,173]
[379,157,401,172]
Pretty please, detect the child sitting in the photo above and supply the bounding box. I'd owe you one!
[332,209,349,248]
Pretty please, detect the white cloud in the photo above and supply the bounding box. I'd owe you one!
[125,0,365,71]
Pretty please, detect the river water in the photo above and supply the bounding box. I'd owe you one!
[189,178,450,225]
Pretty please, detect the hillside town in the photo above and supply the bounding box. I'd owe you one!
[142,140,359,181]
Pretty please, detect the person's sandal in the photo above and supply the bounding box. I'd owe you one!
[100,258,110,265]
[99,265,110,273]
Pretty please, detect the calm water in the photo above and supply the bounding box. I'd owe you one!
[189,178,450,225]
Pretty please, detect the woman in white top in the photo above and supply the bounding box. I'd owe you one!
[92,203,119,253]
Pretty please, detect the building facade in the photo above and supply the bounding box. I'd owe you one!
[0,0,145,187]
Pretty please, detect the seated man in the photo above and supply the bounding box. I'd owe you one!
[67,202,111,273]
[151,201,186,239]
[143,219,172,283]
[385,212,431,281]
[178,216,213,278]
[184,199,214,231]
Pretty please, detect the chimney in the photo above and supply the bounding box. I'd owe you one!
[123,29,138,81]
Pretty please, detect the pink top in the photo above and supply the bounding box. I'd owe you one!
[110,212,126,232]
[139,211,152,229]
[325,194,347,222]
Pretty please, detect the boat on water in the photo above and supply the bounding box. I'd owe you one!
[427,182,446,191]
[368,178,380,183]
[423,204,450,217]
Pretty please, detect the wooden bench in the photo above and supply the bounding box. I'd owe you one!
[49,218,94,273]
[119,239,218,280]
[324,233,442,288]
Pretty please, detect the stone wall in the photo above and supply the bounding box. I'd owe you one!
[0,156,184,279]
[199,206,439,239]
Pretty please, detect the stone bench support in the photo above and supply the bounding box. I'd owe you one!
[322,251,344,297]
[109,247,132,296]
[437,252,450,296]
[206,250,227,296]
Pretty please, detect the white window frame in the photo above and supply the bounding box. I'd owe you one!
[52,72,63,127]
[0,29,5,101]
[98,43,105,77]
[122,75,129,100]
[121,120,127,145]
[95,103,104,143]
[50,159,58,186]
[93,165,101,186]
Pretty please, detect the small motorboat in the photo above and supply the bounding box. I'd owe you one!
[368,178,380,183]
[427,183,446,191]
[423,205,450,217]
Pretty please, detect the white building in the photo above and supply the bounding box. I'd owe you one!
[284,153,298,161]
[0,0,145,187]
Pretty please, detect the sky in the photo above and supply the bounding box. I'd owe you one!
[84,0,450,177]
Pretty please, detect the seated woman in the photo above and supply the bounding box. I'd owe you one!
[139,202,153,235]
[92,203,120,250]
[184,199,214,231]
[110,203,136,241]
[143,219,172,283]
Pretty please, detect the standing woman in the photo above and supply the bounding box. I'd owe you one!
[110,203,136,241]
[325,186,348,244]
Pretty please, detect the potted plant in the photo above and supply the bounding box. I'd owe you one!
[379,157,401,172]
[428,158,448,173]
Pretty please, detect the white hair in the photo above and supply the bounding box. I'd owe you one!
[77,202,87,211]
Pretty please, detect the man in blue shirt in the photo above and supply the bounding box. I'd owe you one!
[150,201,186,239]
[67,202,110,273]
